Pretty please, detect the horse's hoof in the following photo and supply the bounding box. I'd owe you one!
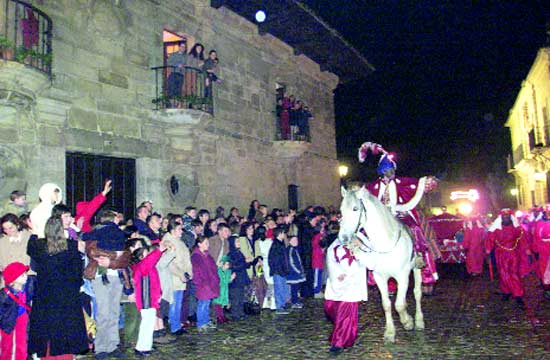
[403,321,414,331]
[384,333,396,343]
[415,321,425,330]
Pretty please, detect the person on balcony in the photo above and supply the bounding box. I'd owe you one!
[203,50,219,100]
[167,42,188,108]
[187,43,205,97]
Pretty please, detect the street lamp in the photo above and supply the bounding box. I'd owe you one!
[338,165,349,178]
[510,188,518,196]
[338,164,349,187]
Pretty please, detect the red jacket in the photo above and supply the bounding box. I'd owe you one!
[311,232,325,269]
[75,193,107,233]
[131,248,162,311]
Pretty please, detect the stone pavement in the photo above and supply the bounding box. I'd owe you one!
[87,264,550,360]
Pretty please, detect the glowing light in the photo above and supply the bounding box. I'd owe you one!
[515,210,524,218]
[255,10,266,23]
[510,188,519,196]
[534,172,546,181]
[457,202,473,216]
[338,165,349,177]
[450,189,480,202]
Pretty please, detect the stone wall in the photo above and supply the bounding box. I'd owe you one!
[0,0,341,216]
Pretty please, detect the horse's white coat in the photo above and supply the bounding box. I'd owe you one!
[338,186,424,343]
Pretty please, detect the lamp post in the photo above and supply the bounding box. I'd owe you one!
[338,164,349,187]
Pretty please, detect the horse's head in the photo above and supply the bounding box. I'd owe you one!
[338,185,369,246]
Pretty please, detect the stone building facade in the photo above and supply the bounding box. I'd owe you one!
[0,0,343,216]
[506,47,550,210]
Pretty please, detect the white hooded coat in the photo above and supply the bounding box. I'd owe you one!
[30,183,62,238]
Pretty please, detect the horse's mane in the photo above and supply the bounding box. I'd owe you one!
[359,189,401,239]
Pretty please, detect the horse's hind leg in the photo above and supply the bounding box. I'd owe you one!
[374,273,396,343]
[413,268,424,330]
[395,273,414,331]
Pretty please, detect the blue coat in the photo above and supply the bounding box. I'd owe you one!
[286,246,306,284]
[0,287,29,333]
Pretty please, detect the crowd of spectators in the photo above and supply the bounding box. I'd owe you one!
[276,92,314,141]
[0,183,340,359]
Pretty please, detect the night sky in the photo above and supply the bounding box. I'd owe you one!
[302,1,549,184]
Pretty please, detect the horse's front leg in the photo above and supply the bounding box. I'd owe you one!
[374,272,395,343]
[395,272,414,331]
[413,267,424,330]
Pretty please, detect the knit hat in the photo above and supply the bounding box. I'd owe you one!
[2,262,29,285]
[220,255,230,264]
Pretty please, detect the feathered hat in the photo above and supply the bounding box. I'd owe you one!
[358,142,396,175]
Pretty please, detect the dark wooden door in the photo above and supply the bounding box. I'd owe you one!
[288,184,299,211]
[66,152,136,223]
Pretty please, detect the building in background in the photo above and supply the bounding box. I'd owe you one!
[0,0,373,217]
[506,47,550,210]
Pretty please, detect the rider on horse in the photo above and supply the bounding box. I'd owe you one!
[359,142,439,295]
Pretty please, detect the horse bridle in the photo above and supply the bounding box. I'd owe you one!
[351,195,402,254]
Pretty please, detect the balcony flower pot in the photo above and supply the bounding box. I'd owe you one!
[0,37,15,60]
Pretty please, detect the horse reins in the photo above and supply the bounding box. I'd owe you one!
[352,196,403,254]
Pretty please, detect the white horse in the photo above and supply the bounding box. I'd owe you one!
[338,186,424,343]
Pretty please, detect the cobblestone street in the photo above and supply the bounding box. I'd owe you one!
[93,264,550,360]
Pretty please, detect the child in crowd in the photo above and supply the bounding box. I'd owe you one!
[212,256,234,323]
[287,235,306,309]
[3,191,29,216]
[312,220,326,299]
[0,262,30,360]
[254,226,276,310]
[130,241,171,356]
[228,237,257,320]
[269,226,290,315]
[191,236,220,333]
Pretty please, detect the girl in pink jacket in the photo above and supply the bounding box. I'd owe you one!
[130,243,169,355]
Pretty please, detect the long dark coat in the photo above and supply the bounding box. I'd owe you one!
[27,238,88,357]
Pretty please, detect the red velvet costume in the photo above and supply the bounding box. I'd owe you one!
[486,217,526,298]
[463,218,486,275]
[367,176,438,285]
[533,218,550,285]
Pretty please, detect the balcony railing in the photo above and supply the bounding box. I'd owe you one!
[0,0,53,75]
[151,65,213,114]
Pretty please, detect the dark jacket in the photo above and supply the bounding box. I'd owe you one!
[27,238,88,357]
[228,237,255,288]
[286,246,306,284]
[298,222,316,269]
[0,287,29,333]
[182,230,197,250]
[268,238,289,277]
[82,221,126,251]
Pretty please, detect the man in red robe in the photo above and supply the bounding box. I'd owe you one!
[486,208,528,308]
[463,216,486,276]
[532,205,550,301]
[359,142,438,295]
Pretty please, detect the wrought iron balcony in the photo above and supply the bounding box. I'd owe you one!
[151,65,213,114]
[0,0,53,76]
